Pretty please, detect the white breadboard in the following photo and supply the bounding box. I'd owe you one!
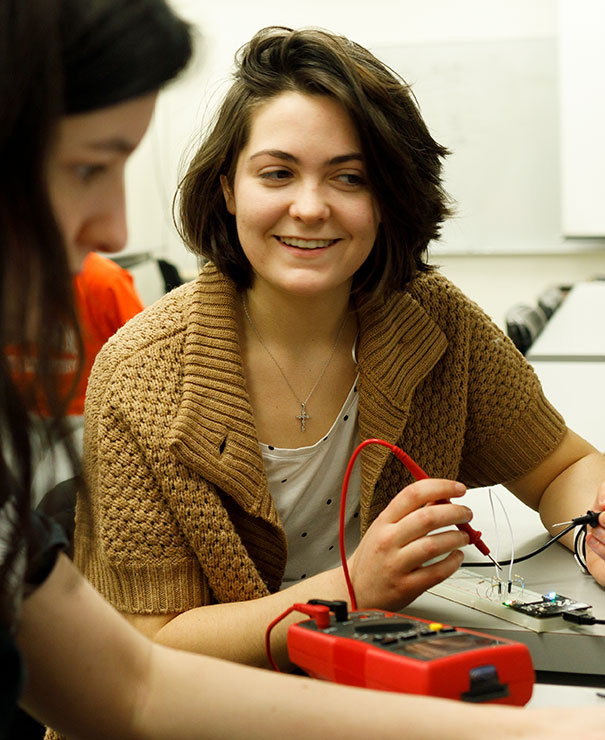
[428,569,590,633]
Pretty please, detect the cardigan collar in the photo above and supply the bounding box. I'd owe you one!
[168,264,447,521]
[356,289,448,512]
[167,265,274,521]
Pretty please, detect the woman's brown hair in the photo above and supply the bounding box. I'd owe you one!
[177,25,452,299]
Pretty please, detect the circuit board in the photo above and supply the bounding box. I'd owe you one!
[504,593,590,619]
[428,569,591,632]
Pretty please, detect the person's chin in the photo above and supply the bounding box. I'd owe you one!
[69,251,90,275]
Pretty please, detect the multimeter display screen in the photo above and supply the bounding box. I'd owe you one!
[401,634,496,661]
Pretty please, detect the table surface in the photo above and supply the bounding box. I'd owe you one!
[528,683,605,707]
[527,281,605,360]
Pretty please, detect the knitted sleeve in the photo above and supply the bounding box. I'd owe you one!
[453,286,567,486]
[73,303,212,614]
[75,413,212,614]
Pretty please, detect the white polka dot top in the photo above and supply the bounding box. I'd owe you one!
[260,378,361,588]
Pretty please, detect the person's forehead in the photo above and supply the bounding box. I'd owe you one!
[52,94,157,154]
[243,92,361,152]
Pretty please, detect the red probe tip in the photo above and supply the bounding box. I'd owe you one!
[486,552,502,570]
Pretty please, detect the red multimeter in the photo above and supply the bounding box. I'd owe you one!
[288,607,534,705]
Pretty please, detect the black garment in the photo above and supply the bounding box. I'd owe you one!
[1,511,67,740]
[25,508,70,590]
[0,627,23,738]
[4,704,46,740]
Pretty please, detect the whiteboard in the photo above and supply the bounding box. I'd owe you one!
[375,37,562,254]
[558,0,605,237]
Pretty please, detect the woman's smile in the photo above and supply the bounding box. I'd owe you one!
[276,236,340,250]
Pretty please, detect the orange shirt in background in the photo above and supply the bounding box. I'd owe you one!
[7,252,144,416]
[69,253,144,415]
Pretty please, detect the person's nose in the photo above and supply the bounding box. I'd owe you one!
[288,182,330,223]
[77,179,128,255]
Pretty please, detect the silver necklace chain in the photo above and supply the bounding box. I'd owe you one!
[242,296,348,432]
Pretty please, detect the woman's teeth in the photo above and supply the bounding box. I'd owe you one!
[279,237,336,249]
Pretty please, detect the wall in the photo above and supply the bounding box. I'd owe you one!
[124,0,605,327]
[559,0,605,236]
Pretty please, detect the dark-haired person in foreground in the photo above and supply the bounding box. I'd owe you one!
[77,24,605,681]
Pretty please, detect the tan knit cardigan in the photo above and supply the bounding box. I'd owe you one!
[74,263,566,613]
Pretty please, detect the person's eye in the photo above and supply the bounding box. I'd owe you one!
[259,168,292,183]
[336,172,367,187]
[73,164,107,182]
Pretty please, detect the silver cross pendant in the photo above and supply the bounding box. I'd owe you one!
[297,402,310,432]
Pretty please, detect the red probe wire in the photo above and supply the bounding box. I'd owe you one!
[265,603,331,671]
[340,438,499,610]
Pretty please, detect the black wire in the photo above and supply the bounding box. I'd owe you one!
[562,612,605,625]
[462,522,576,568]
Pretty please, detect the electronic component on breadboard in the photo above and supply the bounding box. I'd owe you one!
[288,608,534,705]
[504,592,591,619]
[428,569,592,632]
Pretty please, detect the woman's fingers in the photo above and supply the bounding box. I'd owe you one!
[394,529,471,571]
[374,479,473,550]
[391,501,473,547]
[381,478,468,524]
[367,529,470,591]
[387,550,466,605]
[353,547,466,611]
[350,477,474,611]
[586,482,605,564]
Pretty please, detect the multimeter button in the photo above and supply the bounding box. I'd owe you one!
[419,628,436,637]
[428,623,443,631]
[381,636,399,645]
[400,633,417,641]
[372,635,386,643]
[440,626,457,633]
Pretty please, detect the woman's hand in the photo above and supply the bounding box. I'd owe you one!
[348,478,472,611]
[585,482,605,585]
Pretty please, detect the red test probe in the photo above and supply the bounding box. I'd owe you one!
[340,439,499,610]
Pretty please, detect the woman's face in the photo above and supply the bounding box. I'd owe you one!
[47,93,157,274]
[221,91,380,300]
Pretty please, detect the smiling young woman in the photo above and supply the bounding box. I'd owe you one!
[74,24,605,687]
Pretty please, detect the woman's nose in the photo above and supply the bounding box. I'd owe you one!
[77,182,128,255]
[288,184,330,223]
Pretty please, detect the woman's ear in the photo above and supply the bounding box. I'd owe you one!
[220,175,236,215]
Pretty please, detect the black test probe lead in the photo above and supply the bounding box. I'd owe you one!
[462,510,602,568]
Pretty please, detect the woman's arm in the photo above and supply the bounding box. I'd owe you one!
[125,477,472,668]
[506,428,605,584]
[17,554,605,740]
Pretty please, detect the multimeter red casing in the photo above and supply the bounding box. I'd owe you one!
[288,609,534,705]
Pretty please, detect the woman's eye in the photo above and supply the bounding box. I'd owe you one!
[337,173,367,187]
[260,169,292,182]
[73,164,106,182]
